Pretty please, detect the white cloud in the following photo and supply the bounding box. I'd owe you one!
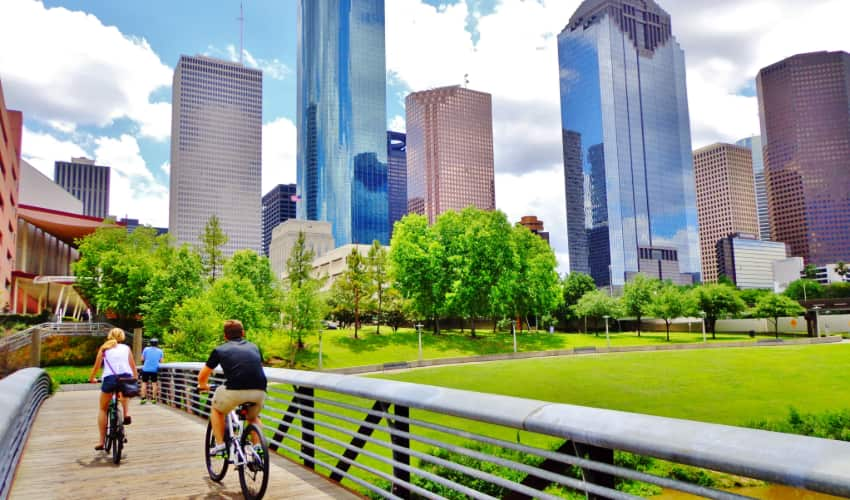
[208,44,292,81]
[0,0,172,141]
[93,134,168,227]
[160,162,170,176]
[389,115,406,133]
[261,117,297,194]
[20,127,89,178]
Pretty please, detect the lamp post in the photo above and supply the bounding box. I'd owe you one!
[604,315,610,349]
[415,323,424,361]
[699,311,706,343]
[512,322,517,353]
[318,326,324,370]
[812,306,821,338]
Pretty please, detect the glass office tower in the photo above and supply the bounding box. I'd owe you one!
[558,0,700,287]
[297,0,389,246]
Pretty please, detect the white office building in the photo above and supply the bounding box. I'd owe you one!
[716,233,787,289]
[269,219,334,279]
[169,55,262,256]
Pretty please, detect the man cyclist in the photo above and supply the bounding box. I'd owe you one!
[198,319,267,456]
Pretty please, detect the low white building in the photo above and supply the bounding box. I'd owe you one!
[19,159,83,214]
[269,219,334,279]
[773,257,803,292]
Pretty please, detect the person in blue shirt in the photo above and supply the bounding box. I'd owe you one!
[140,338,164,404]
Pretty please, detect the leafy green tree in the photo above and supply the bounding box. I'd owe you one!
[752,292,806,339]
[689,284,746,339]
[382,287,409,333]
[224,249,279,319]
[208,276,266,332]
[440,208,515,337]
[199,215,228,282]
[508,224,561,331]
[390,214,445,333]
[739,288,771,308]
[803,264,819,280]
[339,246,369,339]
[622,274,659,337]
[141,244,204,337]
[281,230,324,350]
[649,284,687,341]
[825,282,850,299]
[366,240,389,334]
[784,279,824,301]
[327,278,355,327]
[573,290,621,334]
[559,272,597,323]
[73,226,161,328]
[169,295,222,360]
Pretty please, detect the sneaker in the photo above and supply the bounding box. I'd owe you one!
[209,443,227,457]
[140,399,147,405]
[151,400,157,405]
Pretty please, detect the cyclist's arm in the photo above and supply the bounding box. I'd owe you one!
[89,348,104,383]
[198,365,214,391]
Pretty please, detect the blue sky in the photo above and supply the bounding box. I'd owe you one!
[2,0,847,273]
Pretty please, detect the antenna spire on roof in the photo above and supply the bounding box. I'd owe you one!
[238,1,245,65]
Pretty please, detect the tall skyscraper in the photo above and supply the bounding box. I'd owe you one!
[0,81,21,304]
[693,143,760,283]
[262,184,297,256]
[406,85,495,224]
[558,0,700,287]
[169,55,262,256]
[387,131,407,238]
[297,0,389,246]
[735,136,770,240]
[757,51,850,265]
[54,158,110,218]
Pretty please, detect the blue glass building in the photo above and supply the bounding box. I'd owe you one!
[558,0,700,287]
[297,0,389,246]
[387,131,407,238]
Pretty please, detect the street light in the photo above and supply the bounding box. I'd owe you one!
[512,322,517,353]
[415,323,424,361]
[699,311,706,343]
[812,305,821,338]
[603,315,610,349]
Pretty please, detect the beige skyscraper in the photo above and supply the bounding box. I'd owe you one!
[169,55,262,256]
[693,143,760,283]
[405,85,495,223]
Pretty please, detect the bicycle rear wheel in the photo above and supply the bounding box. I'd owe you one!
[112,405,123,464]
[238,423,269,500]
[205,421,228,481]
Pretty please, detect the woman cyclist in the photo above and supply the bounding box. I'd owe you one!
[88,327,138,450]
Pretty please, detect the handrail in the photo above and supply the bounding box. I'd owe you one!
[157,362,850,499]
[0,322,123,352]
[0,368,51,500]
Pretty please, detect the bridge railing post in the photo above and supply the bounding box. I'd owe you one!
[390,404,411,499]
[298,386,315,469]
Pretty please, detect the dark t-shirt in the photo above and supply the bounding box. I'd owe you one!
[205,339,267,391]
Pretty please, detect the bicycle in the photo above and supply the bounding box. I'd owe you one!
[101,381,126,465]
[201,386,269,500]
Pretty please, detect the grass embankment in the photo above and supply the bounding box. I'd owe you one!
[289,326,763,370]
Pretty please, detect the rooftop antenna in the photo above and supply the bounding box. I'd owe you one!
[464,73,469,87]
[238,1,245,65]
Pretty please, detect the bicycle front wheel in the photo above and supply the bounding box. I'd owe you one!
[238,423,269,500]
[111,404,123,464]
[204,421,228,481]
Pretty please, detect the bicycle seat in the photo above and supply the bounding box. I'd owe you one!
[236,402,256,419]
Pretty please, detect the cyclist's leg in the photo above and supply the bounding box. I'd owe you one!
[151,372,159,402]
[210,386,237,446]
[120,392,131,423]
[96,391,111,447]
[245,390,267,445]
[140,373,148,401]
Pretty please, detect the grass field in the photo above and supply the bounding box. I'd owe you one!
[289,326,764,370]
[373,342,850,426]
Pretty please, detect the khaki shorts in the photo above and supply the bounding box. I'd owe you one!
[211,386,266,420]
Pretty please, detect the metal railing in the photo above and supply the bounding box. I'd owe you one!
[0,368,51,500]
[157,363,850,499]
[0,322,121,352]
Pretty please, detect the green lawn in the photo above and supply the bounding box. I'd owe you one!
[373,343,850,426]
[289,326,764,370]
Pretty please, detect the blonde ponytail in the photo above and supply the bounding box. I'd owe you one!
[100,328,126,351]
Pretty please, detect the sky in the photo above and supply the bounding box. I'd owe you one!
[1,0,848,274]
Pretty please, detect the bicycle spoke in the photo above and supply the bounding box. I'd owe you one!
[238,423,269,500]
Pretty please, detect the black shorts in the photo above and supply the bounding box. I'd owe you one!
[140,371,158,382]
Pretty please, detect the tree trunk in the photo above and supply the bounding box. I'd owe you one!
[471,317,476,338]
[665,321,671,342]
[354,290,360,340]
[636,316,641,337]
[376,290,382,335]
[775,316,779,339]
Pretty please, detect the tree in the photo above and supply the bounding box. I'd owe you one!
[339,246,369,339]
[508,224,561,331]
[803,264,819,280]
[73,226,161,328]
[784,279,824,301]
[169,295,222,360]
[208,276,266,332]
[281,231,324,351]
[366,240,389,334]
[649,284,687,341]
[739,288,771,308]
[622,274,659,337]
[752,292,806,339]
[689,284,746,339]
[835,261,849,280]
[382,287,409,333]
[559,272,597,323]
[224,249,280,320]
[390,214,445,333]
[199,215,228,282]
[141,244,204,337]
[573,290,621,334]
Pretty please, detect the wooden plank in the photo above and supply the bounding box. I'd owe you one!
[10,390,360,499]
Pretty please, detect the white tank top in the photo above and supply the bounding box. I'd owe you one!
[103,344,132,376]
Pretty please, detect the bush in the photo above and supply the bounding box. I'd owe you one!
[749,407,850,441]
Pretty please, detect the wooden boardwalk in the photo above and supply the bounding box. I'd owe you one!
[10,390,360,499]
